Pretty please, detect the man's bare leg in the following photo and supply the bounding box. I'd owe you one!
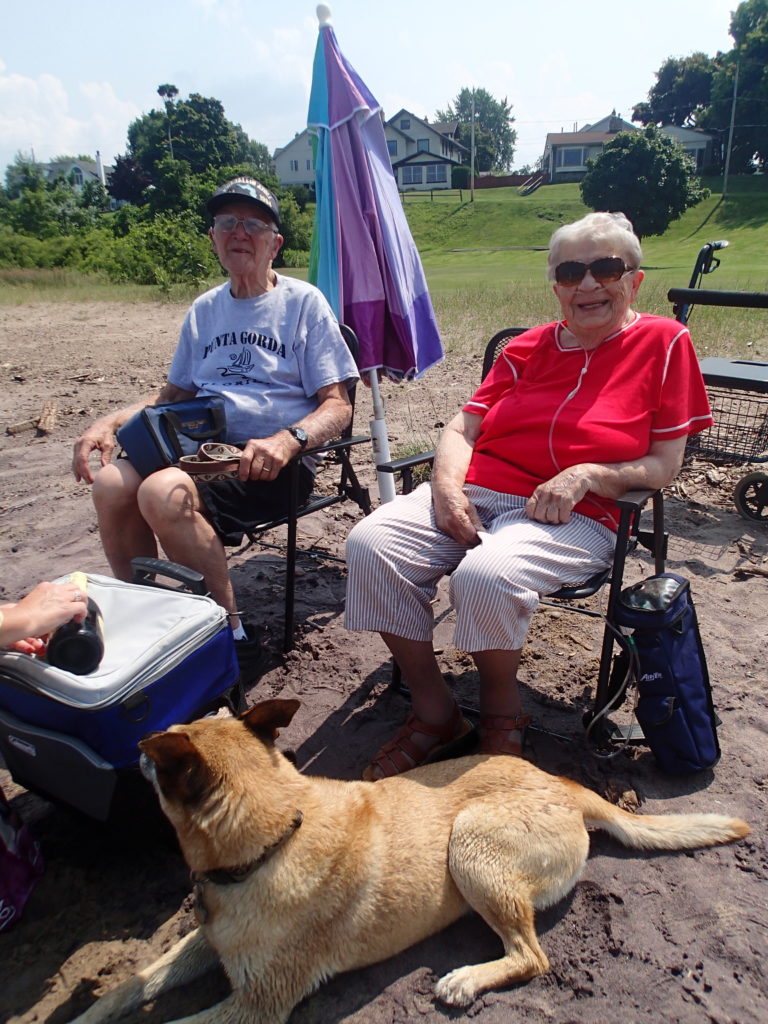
[92,460,158,580]
[136,468,240,625]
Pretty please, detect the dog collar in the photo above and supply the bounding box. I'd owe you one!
[191,810,303,888]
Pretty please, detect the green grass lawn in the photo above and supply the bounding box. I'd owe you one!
[2,177,766,360]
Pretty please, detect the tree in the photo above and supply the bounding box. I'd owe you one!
[434,87,516,172]
[701,0,768,170]
[107,154,153,205]
[126,91,259,177]
[632,53,720,127]
[157,83,179,159]
[580,127,709,240]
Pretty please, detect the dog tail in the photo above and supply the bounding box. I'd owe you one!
[565,781,750,851]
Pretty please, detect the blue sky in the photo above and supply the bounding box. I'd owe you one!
[2,0,737,178]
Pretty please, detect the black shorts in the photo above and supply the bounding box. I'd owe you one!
[196,463,315,547]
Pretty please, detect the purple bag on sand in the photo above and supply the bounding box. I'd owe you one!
[0,785,44,932]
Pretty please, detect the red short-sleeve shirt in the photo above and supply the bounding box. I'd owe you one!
[463,314,713,530]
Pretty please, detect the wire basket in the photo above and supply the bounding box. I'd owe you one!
[686,385,768,465]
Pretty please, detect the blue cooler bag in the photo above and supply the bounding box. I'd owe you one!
[614,573,720,774]
[0,568,240,820]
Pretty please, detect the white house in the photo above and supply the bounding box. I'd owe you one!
[41,152,109,192]
[542,113,717,182]
[273,109,468,192]
[384,109,468,191]
[272,131,316,189]
[658,125,718,171]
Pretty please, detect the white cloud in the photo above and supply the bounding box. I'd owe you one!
[0,63,141,171]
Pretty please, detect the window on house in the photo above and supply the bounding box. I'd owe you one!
[387,139,398,157]
[400,118,410,130]
[556,147,586,168]
[402,165,423,185]
[417,138,430,152]
[290,159,299,171]
[71,167,83,186]
[306,160,312,170]
[426,163,447,183]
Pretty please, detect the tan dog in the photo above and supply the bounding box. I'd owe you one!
[71,699,749,1024]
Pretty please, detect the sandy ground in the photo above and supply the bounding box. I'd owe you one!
[0,300,766,1024]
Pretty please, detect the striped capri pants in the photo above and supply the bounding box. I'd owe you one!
[345,483,616,653]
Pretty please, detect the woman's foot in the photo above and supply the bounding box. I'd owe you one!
[363,704,475,781]
[478,713,531,757]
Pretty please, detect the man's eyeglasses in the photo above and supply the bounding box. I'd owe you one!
[213,214,278,236]
[554,256,634,287]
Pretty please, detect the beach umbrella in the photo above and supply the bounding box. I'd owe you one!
[307,4,444,502]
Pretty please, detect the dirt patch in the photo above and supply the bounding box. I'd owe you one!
[0,301,766,1024]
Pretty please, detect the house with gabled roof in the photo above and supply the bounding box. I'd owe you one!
[383,109,468,190]
[273,108,468,192]
[542,112,717,182]
[272,130,316,189]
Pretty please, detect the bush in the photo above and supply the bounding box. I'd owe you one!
[78,212,219,286]
[281,249,310,268]
[451,165,471,189]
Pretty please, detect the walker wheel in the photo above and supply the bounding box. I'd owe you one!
[733,471,768,523]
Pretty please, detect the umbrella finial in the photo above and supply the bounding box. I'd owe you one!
[316,4,332,26]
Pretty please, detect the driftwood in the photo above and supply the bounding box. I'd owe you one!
[6,418,37,435]
[5,400,58,436]
[36,400,58,434]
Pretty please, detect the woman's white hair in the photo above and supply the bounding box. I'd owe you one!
[547,212,642,281]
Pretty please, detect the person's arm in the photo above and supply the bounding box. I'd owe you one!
[71,381,196,484]
[430,410,485,545]
[236,382,352,482]
[525,436,687,524]
[0,582,88,654]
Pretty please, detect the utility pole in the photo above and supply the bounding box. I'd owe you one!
[470,88,476,203]
[722,61,739,201]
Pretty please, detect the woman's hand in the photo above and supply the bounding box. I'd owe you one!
[1,582,88,652]
[526,438,688,524]
[432,484,483,545]
[526,467,592,523]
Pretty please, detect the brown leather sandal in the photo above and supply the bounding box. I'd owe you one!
[478,713,532,757]
[363,704,475,782]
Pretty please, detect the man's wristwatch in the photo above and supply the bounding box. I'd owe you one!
[286,426,309,449]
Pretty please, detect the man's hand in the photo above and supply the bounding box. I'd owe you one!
[432,484,483,546]
[238,432,298,482]
[525,467,591,524]
[72,419,119,484]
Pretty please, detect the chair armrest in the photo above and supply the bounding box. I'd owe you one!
[301,434,370,459]
[614,488,658,510]
[377,450,436,473]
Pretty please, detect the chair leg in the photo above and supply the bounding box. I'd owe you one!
[592,504,633,719]
[283,461,299,653]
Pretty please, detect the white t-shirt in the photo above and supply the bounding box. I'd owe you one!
[168,275,359,444]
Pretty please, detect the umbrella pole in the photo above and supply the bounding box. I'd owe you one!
[367,370,397,503]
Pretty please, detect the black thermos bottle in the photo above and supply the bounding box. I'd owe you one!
[45,573,105,675]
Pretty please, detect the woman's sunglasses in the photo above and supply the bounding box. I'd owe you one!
[554,256,634,287]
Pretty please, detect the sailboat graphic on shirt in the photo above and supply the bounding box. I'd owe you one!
[220,348,260,381]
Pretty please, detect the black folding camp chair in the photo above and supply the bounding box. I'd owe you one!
[236,324,372,652]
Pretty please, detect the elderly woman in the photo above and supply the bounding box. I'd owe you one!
[345,211,713,780]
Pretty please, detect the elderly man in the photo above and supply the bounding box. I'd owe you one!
[72,178,358,673]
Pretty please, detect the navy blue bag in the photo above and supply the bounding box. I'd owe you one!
[614,573,720,774]
[116,397,227,478]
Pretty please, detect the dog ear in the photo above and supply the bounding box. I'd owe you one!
[240,698,301,742]
[139,732,214,805]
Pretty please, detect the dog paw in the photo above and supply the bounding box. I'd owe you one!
[434,967,478,1007]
